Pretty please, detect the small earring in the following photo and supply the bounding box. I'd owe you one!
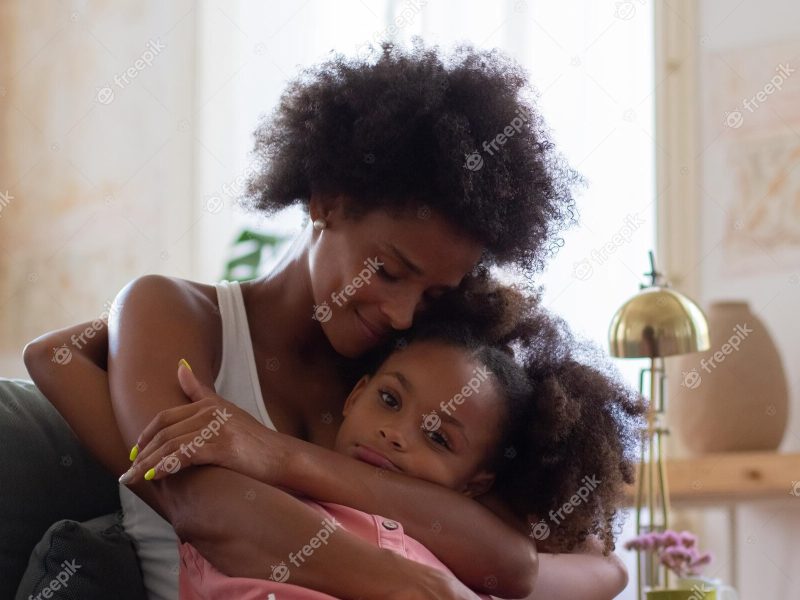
[313,218,327,231]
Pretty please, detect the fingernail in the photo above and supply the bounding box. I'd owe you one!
[119,468,134,484]
[144,468,156,481]
[179,358,192,372]
[129,444,139,462]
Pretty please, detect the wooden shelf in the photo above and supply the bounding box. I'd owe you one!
[624,451,800,506]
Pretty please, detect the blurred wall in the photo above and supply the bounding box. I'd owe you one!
[0,1,198,377]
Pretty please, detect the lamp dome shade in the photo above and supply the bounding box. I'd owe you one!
[608,287,710,358]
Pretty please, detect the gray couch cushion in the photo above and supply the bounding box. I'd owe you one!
[14,512,146,600]
[0,378,122,597]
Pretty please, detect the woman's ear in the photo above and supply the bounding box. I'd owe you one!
[342,374,371,417]
[460,469,495,498]
[308,192,342,225]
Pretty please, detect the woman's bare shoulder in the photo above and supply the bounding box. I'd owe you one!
[115,275,223,366]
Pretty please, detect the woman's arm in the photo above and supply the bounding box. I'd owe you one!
[518,537,628,600]
[128,363,539,599]
[283,433,540,597]
[24,274,536,597]
[103,274,486,599]
[21,284,480,600]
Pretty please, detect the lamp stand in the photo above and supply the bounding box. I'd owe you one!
[635,357,672,598]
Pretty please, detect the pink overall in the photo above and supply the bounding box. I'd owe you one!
[179,497,492,599]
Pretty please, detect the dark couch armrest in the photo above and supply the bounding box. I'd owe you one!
[0,378,121,598]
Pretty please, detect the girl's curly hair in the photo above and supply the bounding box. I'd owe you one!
[242,37,583,275]
[406,269,646,555]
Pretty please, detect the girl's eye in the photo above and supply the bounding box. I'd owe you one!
[426,429,451,450]
[379,390,400,409]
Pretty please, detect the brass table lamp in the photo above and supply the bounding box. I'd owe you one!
[608,251,709,598]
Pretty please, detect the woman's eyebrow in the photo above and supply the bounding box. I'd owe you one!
[386,243,423,276]
[385,243,460,291]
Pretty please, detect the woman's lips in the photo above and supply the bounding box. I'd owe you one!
[353,444,401,472]
[355,310,384,343]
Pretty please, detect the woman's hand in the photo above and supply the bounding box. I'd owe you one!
[119,361,296,485]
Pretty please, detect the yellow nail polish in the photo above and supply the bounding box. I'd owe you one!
[179,358,192,372]
[144,468,156,481]
[129,444,139,462]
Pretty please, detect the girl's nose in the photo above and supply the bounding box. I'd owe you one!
[379,426,407,450]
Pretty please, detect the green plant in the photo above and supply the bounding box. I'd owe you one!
[221,229,289,282]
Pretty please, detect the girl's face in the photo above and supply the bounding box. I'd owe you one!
[308,195,483,358]
[334,340,502,497]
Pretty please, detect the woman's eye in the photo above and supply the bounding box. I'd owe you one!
[379,390,400,409]
[377,265,400,282]
[426,429,451,450]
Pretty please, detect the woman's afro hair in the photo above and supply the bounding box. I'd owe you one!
[242,37,583,275]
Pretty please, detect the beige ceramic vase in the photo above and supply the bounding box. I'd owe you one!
[668,301,788,453]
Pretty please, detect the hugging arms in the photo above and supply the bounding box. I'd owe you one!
[23,277,628,600]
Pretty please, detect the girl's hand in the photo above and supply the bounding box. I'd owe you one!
[381,554,485,600]
[119,361,294,485]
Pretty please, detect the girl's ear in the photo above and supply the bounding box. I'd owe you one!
[460,469,495,498]
[342,374,371,417]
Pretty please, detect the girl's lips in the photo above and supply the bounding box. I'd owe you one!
[353,444,401,472]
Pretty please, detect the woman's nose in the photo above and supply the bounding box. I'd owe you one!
[380,291,420,331]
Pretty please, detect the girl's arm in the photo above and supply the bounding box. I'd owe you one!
[22,276,481,600]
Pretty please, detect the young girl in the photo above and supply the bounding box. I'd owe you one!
[125,278,645,599]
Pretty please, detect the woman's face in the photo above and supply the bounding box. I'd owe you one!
[308,195,483,358]
[334,340,502,497]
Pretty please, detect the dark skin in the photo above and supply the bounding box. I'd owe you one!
[24,194,628,599]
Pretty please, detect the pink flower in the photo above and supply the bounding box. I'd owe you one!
[624,529,713,578]
[679,530,697,548]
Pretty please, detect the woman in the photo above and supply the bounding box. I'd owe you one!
[24,40,625,599]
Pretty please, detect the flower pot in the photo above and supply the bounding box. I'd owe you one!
[646,589,716,600]
[668,301,788,453]
[676,577,739,599]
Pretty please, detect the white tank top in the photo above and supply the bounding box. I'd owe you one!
[119,279,276,600]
